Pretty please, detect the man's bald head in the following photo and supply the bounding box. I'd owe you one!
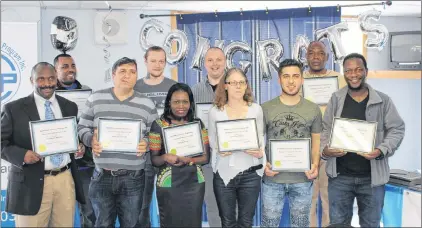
[204,47,226,81]
[306,41,329,73]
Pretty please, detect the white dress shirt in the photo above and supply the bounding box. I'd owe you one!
[33,92,71,170]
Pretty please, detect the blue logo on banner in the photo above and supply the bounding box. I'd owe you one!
[1,48,22,105]
[1,190,15,227]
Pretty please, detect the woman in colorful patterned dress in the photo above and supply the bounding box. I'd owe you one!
[148,83,210,227]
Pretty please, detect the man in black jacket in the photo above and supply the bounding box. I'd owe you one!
[1,62,85,227]
[54,53,95,227]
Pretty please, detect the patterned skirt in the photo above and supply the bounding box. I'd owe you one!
[156,165,205,227]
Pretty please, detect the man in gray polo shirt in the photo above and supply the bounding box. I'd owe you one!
[134,46,177,227]
[191,47,226,227]
[78,57,158,227]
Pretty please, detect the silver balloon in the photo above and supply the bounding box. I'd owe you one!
[190,35,210,71]
[256,39,284,82]
[139,19,164,51]
[223,41,252,73]
[50,16,78,53]
[163,29,189,65]
[239,60,252,75]
[315,22,348,64]
[214,40,225,49]
[358,10,389,51]
[292,35,310,68]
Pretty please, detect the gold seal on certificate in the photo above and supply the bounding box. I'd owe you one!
[29,117,79,157]
[302,76,339,105]
[269,139,311,172]
[216,118,259,152]
[97,118,143,153]
[329,117,377,153]
[56,89,92,117]
[195,102,213,129]
[162,121,205,157]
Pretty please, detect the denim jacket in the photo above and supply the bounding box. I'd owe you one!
[320,84,405,187]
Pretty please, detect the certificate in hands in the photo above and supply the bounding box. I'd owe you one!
[29,117,79,157]
[216,118,259,152]
[97,118,143,153]
[269,139,311,172]
[56,89,92,117]
[162,121,204,157]
[302,76,339,105]
[329,117,377,153]
[195,103,213,129]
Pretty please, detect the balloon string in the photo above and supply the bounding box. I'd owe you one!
[103,7,113,82]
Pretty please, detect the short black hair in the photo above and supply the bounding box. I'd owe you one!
[163,83,196,123]
[31,62,56,78]
[278,59,304,76]
[144,46,166,61]
[343,53,368,70]
[53,53,72,67]
[112,57,137,74]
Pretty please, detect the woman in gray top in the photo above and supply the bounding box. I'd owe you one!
[208,68,266,227]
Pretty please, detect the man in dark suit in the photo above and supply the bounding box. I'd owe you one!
[1,62,85,227]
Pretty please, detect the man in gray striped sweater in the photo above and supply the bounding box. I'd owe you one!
[78,57,158,227]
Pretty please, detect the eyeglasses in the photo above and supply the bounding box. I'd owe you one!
[344,68,365,75]
[225,80,247,87]
[171,100,189,106]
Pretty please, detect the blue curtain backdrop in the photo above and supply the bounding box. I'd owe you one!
[175,6,341,227]
[177,6,341,105]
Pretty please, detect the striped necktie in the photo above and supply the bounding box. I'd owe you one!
[44,100,64,167]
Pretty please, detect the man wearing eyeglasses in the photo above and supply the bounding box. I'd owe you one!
[304,41,346,228]
[320,53,405,227]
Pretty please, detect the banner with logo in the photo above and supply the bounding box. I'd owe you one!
[1,22,38,227]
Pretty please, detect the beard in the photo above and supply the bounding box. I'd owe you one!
[281,87,301,96]
[61,80,74,86]
[347,76,366,91]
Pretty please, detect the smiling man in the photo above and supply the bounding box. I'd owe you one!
[54,54,91,90]
[320,53,405,227]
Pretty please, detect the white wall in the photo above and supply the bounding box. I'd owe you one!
[40,9,173,91]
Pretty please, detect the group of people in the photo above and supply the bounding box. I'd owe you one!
[1,41,405,228]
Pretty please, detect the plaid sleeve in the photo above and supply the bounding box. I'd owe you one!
[148,121,162,151]
[201,128,209,145]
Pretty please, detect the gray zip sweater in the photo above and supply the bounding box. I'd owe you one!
[320,84,405,187]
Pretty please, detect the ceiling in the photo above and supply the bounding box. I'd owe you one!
[1,1,421,17]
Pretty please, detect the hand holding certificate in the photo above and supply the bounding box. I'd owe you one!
[97,118,143,153]
[216,118,259,152]
[162,122,204,158]
[29,117,79,157]
[329,117,377,153]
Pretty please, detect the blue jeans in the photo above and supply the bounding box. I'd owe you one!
[328,175,385,227]
[89,168,145,228]
[78,167,96,227]
[261,179,313,227]
[213,171,261,228]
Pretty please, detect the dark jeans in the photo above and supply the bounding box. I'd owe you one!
[78,167,96,227]
[213,171,261,228]
[89,168,145,228]
[328,175,385,228]
[137,163,156,227]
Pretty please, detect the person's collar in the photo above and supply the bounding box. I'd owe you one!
[33,91,57,104]
[56,79,82,90]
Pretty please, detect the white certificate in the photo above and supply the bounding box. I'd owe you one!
[97,118,143,153]
[216,118,259,152]
[329,117,377,153]
[195,103,213,129]
[29,117,79,157]
[163,121,204,157]
[303,76,339,105]
[269,139,311,172]
[56,89,92,117]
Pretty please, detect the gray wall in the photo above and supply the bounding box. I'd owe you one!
[367,16,421,71]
